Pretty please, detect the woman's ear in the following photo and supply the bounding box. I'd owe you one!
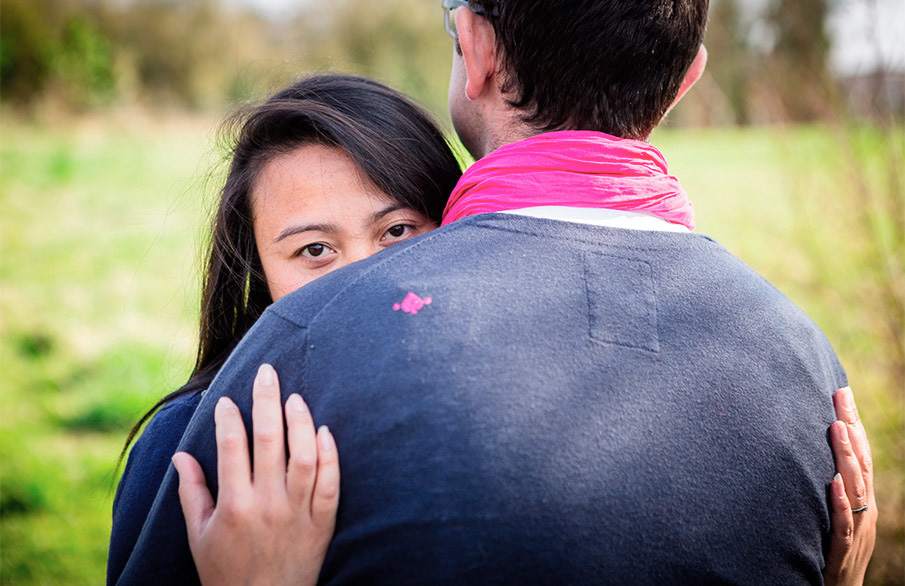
[456,7,498,101]
[666,44,708,114]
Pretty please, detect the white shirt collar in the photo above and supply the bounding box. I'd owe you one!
[500,206,691,233]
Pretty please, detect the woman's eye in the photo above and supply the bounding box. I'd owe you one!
[385,224,412,239]
[299,243,333,258]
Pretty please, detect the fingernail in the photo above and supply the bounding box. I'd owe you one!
[840,387,854,411]
[171,453,184,478]
[257,363,275,386]
[318,426,332,451]
[839,423,850,444]
[833,473,844,496]
[287,393,305,412]
[216,396,237,414]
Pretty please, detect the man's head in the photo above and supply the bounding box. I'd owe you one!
[446,0,709,156]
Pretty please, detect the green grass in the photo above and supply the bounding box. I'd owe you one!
[1,115,208,585]
[2,114,902,584]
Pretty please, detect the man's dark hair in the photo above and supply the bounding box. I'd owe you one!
[471,0,709,139]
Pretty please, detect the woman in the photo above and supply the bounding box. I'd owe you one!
[111,74,876,586]
[108,73,463,584]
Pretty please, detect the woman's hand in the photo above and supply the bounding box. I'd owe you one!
[823,387,876,586]
[172,363,339,586]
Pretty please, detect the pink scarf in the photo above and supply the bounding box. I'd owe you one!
[441,130,694,230]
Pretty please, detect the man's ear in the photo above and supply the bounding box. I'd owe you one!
[666,45,708,113]
[456,7,497,101]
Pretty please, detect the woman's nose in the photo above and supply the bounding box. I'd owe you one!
[341,242,381,267]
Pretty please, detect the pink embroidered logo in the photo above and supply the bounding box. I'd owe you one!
[393,291,432,315]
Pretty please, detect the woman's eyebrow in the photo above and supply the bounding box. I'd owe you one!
[274,223,340,243]
[274,203,409,243]
[371,203,407,222]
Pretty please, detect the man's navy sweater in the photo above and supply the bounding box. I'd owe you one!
[110,214,845,585]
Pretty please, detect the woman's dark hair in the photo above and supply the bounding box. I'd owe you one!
[471,0,709,140]
[122,74,462,455]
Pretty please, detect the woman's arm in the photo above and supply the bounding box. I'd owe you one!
[108,392,202,585]
[172,363,339,586]
[823,387,877,586]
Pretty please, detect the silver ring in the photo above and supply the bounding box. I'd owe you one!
[852,505,869,514]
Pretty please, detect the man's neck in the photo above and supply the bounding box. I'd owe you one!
[466,87,656,159]
[475,124,537,159]
[473,125,656,160]
[467,97,539,159]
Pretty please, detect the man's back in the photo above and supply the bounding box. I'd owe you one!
[121,213,844,585]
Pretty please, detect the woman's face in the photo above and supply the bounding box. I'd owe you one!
[252,144,437,301]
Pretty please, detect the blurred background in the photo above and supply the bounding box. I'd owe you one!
[0,0,902,583]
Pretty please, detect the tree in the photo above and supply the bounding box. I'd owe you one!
[707,0,754,124]
[767,0,834,120]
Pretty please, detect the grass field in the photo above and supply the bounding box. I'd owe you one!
[1,113,902,584]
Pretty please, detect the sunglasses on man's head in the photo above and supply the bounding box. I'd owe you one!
[442,0,498,39]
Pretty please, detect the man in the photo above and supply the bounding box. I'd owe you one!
[116,1,873,583]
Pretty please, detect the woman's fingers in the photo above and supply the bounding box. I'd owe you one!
[215,396,252,505]
[829,420,868,514]
[823,387,877,586]
[311,426,340,529]
[173,451,216,545]
[252,364,287,497]
[824,472,855,577]
[284,394,341,528]
[178,367,339,586]
[833,387,874,502]
[285,393,319,506]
